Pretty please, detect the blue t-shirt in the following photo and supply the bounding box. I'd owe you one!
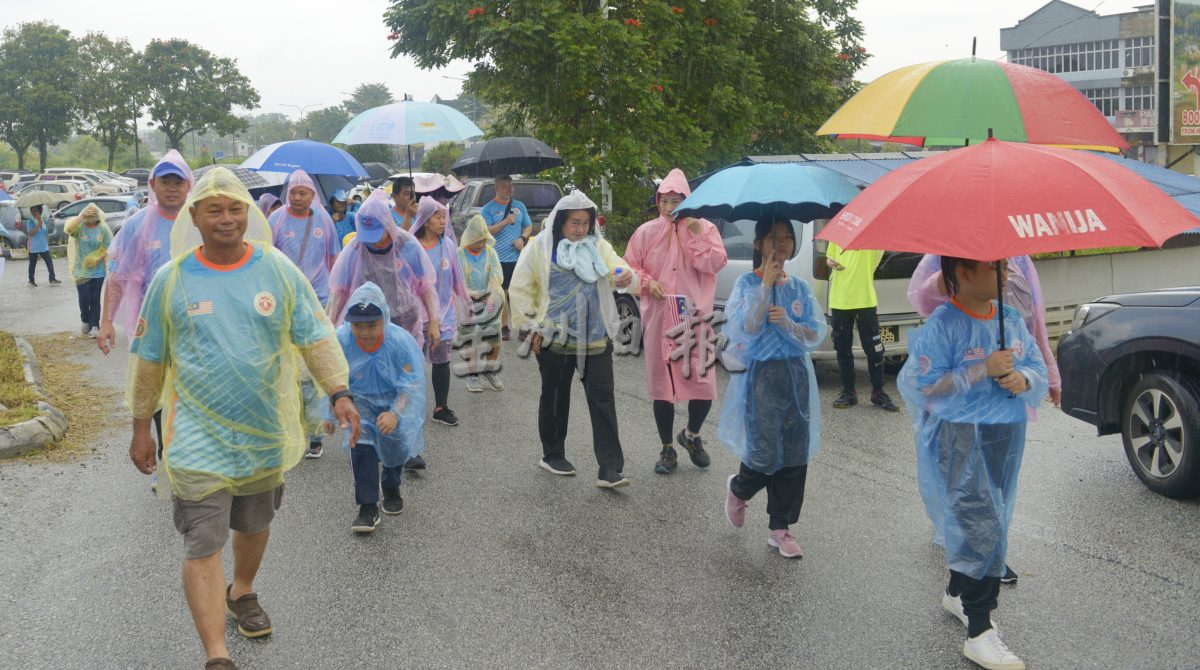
[26,218,49,254]
[480,198,531,263]
[390,208,413,231]
[133,244,331,476]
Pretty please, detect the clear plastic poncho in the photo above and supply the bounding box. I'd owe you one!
[907,254,1061,401]
[410,196,468,343]
[508,190,638,344]
[268,170,340,304]
[257,193,280,217]
[326,282,425,467]
[128,166,349,501]
[65,204,112,284]
[106,150,195,338]
[898,300,1048,579]
[327,188,436,349]
[717,272,828,474]
[456,213,505,337]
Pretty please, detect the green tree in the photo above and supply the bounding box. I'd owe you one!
[245,112,297,146]
[421,141,463,173]
[344,83,395,115]
[0,22,82,170]
[140,39,261,150]
[302,106,351,143]
[384,0,866,234]
[78,33,144,171]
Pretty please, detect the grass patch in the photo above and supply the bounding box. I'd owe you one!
[0,331,40,424]
[18,333,121,462]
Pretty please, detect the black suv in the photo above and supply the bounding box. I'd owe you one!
[1057,287,1200,498]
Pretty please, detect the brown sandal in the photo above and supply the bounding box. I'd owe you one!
[225,585,273,638]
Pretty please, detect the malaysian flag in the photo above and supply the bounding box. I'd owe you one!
[963,347,986,361]
[665,295,690,330]
[188,300,213,316]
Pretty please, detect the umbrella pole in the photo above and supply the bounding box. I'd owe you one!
[996,268,1006,350]
[408,146,414,178]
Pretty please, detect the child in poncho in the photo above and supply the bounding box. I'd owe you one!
[898,256,1047,670]
[456,213,505,393]
[325,282,426,534]
[718,218,827,559]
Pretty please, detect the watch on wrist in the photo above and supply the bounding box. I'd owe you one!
[331,389,354,405]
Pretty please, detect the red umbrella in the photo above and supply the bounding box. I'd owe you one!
[817,137,1200,345]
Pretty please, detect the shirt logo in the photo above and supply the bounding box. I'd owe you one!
[254,292,277,317]
[314,228,323,238]
[963,347,986,361]
[441,257,450,270]
[1012,340,1025,359]
[187,300,213,316]
[134,317,147,338]
[918,354,931,374]
[791,299,804,317]
[148,240,161,250]
[284,231,295,238]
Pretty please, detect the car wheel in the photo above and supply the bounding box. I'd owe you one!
[883,353,908,375]
[1120,372,1200,499]
[613,293,643,354]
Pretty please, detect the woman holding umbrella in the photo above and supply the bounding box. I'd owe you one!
[24,204,60,287]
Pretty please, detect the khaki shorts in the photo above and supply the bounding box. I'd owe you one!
[172,485,284,560]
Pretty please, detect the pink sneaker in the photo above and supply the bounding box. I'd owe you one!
[725,475,747,528]
[767,529,803,558]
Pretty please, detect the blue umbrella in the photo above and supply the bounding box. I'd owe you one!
[241,140,369,178]
[673,163,862,222]
[333,101,483,146]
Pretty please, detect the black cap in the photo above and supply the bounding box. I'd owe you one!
[345,301,384,322]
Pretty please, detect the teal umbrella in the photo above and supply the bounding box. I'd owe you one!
[674,163,861,222]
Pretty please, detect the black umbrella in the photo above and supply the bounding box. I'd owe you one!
[451,137,563,177]
[362,162,396,183]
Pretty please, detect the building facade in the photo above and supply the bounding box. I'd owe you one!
[1001,1,1159,162]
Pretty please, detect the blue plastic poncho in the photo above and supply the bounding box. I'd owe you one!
[717,272,828,474]
[898,300,1048,580]
[327,282,426,467]
[269,170,340,304]
[410,196,468,344]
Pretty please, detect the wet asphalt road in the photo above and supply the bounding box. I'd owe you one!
[1,259,1198,670]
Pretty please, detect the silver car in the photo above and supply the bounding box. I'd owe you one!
[52,195,138,241]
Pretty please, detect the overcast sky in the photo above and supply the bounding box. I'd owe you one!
[8,0,1147,120]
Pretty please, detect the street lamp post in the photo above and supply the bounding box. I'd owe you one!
[280,103,323,139]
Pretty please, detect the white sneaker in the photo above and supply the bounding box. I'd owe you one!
[466,375,483,393]
[963,629,1024,670]
[80,323,90,336]
[88,327,99,338]
[942,592,998,631]
[482,371,504,391]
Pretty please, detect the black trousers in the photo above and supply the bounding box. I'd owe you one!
[830,307,884,393]
[28,251,56,283]
[351,443,402,506]
[536,343,624,472]
[652,399,713,445]
[75,277,104,330]
[947,570,1002,638]
[730,462,808,531]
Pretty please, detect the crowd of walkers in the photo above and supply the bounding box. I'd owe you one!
[79,149,1055,670]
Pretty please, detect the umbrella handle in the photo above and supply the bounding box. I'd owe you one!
[996,268,1017,399]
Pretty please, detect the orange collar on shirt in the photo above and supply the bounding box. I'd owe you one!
[194,243,253,272]
[356,335,383,353]
[950,297,997,321]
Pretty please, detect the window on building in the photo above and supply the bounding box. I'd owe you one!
[1123,85,1154,111]
[1125,36,1154,68]
[1082,87,1119,116]
[1012,40,1120,73]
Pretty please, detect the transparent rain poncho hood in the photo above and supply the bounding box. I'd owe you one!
[717,272,828,474]
[907,254,1061,398]
[128,167,349,501]
[509,190,638,343]
[327,282,425,467]
[170,167,273,256]
[457,213,504,333]
[267,169,340,303]
[411,195,468,339]
[327,188,436,349]
[257,192,280,217]
[898,301,1048,578]
[65,204,112,284]
[105,150,196,338]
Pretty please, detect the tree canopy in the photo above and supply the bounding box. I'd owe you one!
[78,33,143,171]
[141,39,260,151]
[0,22,84,170]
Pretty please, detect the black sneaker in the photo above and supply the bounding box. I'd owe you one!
[351,505,380,534]
[432,406,459,426]
[596,469,630,489]
[1001,564,1018,585]
[27,281,36,287]
[304,442,324,459]
[676,431,712,468]
[833,390,858,409]
[48,278,61,285]
[539,457,577,476]
[381,488,404,515]
[404,455,426,471]
[870,389,900,412]
[654,446,678,474]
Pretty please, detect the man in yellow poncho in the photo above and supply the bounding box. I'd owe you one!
[126,167,360,669]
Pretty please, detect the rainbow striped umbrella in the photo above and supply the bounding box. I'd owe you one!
[818,58,1129,153]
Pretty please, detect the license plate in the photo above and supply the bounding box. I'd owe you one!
[880,325,899,345]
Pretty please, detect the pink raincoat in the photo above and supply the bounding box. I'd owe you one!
[906,253,1062,413]
[623,169,729,402]
[268,170,340,304]
[105,150,194,337]
[410,196,469,344]
[327,188,436,350]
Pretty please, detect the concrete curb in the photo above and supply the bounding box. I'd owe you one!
[0,336,68,459]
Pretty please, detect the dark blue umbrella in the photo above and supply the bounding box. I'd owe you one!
[242,140,369,179]
[673,163,861,222]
